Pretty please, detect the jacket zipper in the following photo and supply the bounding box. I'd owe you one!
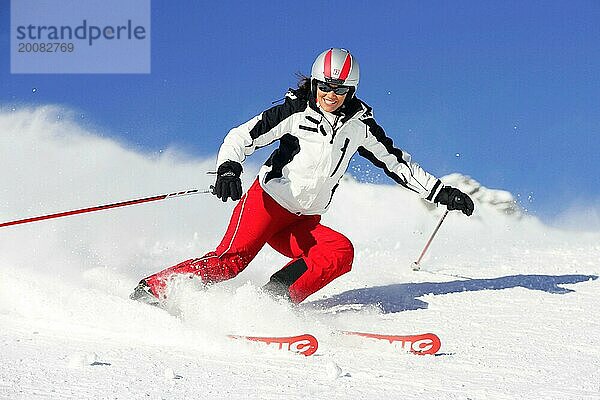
[320,114,341,144]
[330,137,351,177]
[329,115,341,144]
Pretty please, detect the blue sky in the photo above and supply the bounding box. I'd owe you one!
[1,1,599,220]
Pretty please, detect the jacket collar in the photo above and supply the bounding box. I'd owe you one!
[308,95,366,123]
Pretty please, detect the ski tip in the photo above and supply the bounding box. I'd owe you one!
[342,331,441,355]
[228,334,318,356]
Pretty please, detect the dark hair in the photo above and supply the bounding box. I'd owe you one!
[294,73,312,100]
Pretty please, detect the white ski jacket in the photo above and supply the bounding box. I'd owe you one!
[216,90,443,215]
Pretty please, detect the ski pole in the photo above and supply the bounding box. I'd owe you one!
[0,188,211,229]
[411,209,449,271]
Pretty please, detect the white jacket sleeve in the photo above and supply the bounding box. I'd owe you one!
[216,94,301,169]
[358,116,443,202]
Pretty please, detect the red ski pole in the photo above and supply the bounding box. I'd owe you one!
[0,189,211,229]
[411,209,449,271]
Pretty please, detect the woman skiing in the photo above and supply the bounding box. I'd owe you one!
[131,48,474,305]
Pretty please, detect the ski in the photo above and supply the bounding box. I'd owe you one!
[228,334,318,356]
[341,331,441,355]
[132,294,437,357]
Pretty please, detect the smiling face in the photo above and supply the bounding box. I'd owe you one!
[316,84,348,113]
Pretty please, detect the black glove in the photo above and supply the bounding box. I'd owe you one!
[434,186,475,216]
[213,161,243,202]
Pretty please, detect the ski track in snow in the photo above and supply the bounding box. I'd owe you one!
[1,107,599,399]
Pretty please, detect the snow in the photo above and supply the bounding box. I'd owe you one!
[0,106,599,399]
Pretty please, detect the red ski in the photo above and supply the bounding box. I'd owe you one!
[228,334,318,356]
[342,331,441,355]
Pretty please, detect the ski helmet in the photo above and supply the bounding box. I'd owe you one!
[311,48,359,88]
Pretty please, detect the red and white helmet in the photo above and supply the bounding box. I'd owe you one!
[311,48,360,88]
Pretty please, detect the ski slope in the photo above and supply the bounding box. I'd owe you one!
[0,107,598,399]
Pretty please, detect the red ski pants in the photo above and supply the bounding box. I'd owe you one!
[145,179,354,303]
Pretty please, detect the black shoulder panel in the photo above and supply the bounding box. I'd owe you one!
[249,96,308,140]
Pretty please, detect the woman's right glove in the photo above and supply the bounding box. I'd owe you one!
[434,186,475,216]
[213,161,243,202]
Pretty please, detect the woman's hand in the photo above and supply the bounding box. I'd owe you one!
[434,186,475,216]
[213,161,243,202]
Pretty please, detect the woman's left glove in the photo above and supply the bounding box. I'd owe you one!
[213,161,243,202]
[434,186,475,216]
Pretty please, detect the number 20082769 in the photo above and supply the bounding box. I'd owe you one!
[17,42,74,52]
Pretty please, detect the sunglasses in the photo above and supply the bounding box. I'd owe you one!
[316,81,351,95]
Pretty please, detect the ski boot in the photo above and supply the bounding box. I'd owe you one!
[129,280,161,307]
